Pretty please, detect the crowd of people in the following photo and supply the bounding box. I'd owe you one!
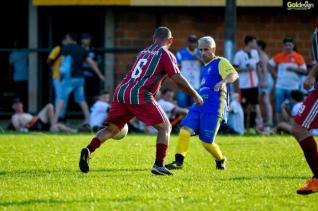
[7,30,317,136]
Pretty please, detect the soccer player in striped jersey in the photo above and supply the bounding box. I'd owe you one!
[79,27,203,176]
[295,19,318,194]
[165,36,239,171]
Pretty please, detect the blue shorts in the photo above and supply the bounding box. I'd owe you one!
[59,77,85,103]
[180,109,222,144]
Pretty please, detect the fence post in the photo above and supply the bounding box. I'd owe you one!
[104,8,115,93]
[28,0,38,113]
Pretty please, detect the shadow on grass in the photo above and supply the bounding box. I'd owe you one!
[2,167,149,177]
[217,176,308,181]
[0,197,138,207]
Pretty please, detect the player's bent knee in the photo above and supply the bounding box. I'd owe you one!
[181,126,193,134]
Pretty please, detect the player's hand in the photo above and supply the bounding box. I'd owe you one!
[286,66,296,72]
[304,76,315,90]
[194,95,203,106]
[214,81,225,91]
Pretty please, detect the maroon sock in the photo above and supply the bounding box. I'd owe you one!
[155,143,168,167]
[87,137,101,153]
[299,136,318,178]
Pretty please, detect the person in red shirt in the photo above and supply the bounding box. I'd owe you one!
[79,27,203,176]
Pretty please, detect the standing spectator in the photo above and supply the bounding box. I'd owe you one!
[269,37,307,124]
[175,35,202,108]
[47,35,70,121]
[89,91,111,131]
[80,33,101,105]
[54,33,105,125]
[9,40,28,110]
[257,40,274,131]
[233,36,263,131]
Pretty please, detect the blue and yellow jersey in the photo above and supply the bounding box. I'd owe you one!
[191,56,237,118]
[176,48,201,65]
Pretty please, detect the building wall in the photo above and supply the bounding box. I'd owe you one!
[113,7,315,84]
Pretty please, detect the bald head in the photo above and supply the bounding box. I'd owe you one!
[153,27,172,41]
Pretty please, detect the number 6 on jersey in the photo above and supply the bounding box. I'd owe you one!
[132,59,147,79]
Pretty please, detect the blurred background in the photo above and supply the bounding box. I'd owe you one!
[0,0,315,121]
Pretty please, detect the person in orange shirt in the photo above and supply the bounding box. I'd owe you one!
[47,35,70,121]
[268,37,307,123]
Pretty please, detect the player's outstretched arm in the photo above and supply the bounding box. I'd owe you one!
[170,73,203,105]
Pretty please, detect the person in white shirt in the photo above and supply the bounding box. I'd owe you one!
[277,90,304,134]
[89,92,111,130]
[268,37,307,123]
[227,93,244,135]
[146,89,188,134]
[233,35,263,131]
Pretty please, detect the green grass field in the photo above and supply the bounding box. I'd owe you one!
[1,133,318,210]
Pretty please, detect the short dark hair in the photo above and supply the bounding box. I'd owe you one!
[283,36,295,44]
[244,35,256,45]
[290,90,304,102]
[153,27,172,41]
[161,88,173,95]
[65,32,77,41]
[257,40,267,50]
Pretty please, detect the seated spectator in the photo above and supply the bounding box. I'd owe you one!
[145,89,189,134]
[11,98,76,133]
[89,91,111,131]
[158,89,188,122]
[227,93,244,135]
[276,90,304,134]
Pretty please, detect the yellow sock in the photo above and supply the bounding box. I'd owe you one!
[201,142,224,161]
[175,128,191,157]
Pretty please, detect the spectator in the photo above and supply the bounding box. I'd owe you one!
[276,90,304,134]
[47,35,70,121]
[11,98,76,133]
[257,40,274,131]
[9,40,28,110]
[80,33,101,105]
[158,89,188,120]
[175,35,202,108]
[89,91,111,131]
[233,35,263,131]
[268,37,307,124]
[227,93,244,135]
[54,33,105,125]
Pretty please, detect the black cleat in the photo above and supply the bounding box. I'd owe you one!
[151,165,173,176]
[165,161,183,170]
[79,148,90,173]
[216,157,227,170]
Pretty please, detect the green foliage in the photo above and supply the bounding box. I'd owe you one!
[0,134,318,210]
